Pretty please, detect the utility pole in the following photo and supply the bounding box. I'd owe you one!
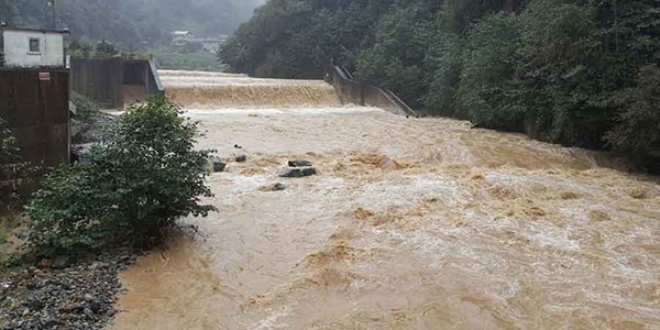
[47,0,57,29]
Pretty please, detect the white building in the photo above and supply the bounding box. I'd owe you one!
[171,31,193,45]
[0,27,69,68]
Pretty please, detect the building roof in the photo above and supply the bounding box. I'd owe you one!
[1,26,70,34]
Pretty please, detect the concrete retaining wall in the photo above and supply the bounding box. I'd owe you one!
[70,58,164,110]
[325,66,417,117]
[70,58,124,108]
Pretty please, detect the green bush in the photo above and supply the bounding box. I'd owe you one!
[24,97,215,257]
[71,92,104,121]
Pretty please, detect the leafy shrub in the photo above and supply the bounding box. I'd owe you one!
[24,97,215,257]
[71,92,104,121]
[94,40,119,58]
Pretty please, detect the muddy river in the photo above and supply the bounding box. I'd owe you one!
[110,71,660,330]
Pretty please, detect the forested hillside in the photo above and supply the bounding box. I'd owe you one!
[221,0,660,171]
[0,0,264,47]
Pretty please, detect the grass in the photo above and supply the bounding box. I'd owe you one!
[0,210,24,270]
[0,224,7,245]
[149,47,225,71]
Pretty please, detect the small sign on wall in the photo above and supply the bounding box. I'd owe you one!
[39,72,51,81]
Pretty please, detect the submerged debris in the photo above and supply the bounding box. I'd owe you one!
[288,160,313,168]
[210,157,227,173]
[259,183,287,192]
[279,167,317,178]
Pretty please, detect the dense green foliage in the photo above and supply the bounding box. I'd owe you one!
[222,0,660,170]
[0,0,264,48]
[24,98,215,257]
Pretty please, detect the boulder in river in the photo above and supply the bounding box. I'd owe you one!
[279,167,317,178]
[211,157,226,172]
[288,160,312,167]
[259,183,287,192]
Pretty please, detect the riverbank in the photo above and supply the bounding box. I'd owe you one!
[0,251,137,330]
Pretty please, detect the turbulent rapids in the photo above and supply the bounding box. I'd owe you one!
[111,70,660,330]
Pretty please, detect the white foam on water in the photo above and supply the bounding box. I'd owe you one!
[356,175,469,210]
[182,107,382,116]
[248,308,290,330]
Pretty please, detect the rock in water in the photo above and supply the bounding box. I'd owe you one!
[260,183,287,192]
[272,183,287,191]
[279,167,317,178]
[211,157,226,172]
[288,160,312,167]
[235,155,247,163]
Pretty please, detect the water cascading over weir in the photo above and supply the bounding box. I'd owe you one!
[160,70,343,109]
[159,68,418,117]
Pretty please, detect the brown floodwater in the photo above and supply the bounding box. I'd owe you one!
[110,71,660,330]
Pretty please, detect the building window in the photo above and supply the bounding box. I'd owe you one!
[29,38,40,54]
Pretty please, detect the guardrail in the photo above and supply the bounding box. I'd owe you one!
[147,60,164,95]
[325,65,418,117]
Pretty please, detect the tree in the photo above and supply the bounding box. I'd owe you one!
[222,0,660,171]
[606,65,660,171]
[94,40,119,58]
[457,12,521,130]
[68,38,93,58]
